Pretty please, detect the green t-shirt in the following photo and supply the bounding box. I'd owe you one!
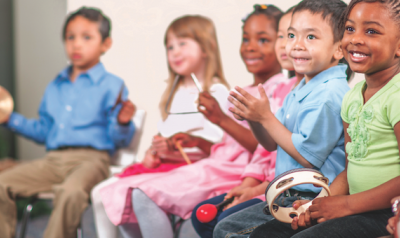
[341,73,400,194]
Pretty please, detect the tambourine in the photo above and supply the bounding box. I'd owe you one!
[263,168,331,223]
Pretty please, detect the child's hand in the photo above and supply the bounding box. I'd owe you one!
[118,100,136,125]
[291,200,313,230]
[142,148,161,169]
[223,187,257,210]
[151,135,173,156]
[198,91,227,126]
[387,196,400,234]
[228,84,272,123]
[308,196,352,223]
[170,133,198,148]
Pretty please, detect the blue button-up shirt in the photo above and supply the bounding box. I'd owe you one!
[275,64,350,192]
[6,63,135,154]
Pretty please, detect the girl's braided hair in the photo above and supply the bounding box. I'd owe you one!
[242,4,283,31]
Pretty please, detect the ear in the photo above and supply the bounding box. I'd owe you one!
[333,41,344,61]
[101,37,113,54]
[395,39,400,58]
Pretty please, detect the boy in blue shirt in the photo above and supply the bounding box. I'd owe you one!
[0,7,135,238]
[215,0,350,237]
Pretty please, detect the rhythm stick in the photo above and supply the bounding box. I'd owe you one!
[191,73,203,92]
[175,141,192,164]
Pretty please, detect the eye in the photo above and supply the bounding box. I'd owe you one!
[84,35,91,40]
[288,33,295,39]
[66,35,74,40]
[242,37,249,43]
[179,41,186,46]
[307,35,316,40]
[345,26,355,32]
[366,29,378,34]
[278,34,284,39]
[167,45,173,51]
[259,38,269,43]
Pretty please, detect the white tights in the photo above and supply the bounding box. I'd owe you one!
[91,178,173,238]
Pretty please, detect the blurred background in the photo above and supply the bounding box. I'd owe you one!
[0,0,356,163]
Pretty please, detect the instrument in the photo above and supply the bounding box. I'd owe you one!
[0,86,13,124]
[190,73,203,92]
[393,199,400,238]
[196,197,234,223]
[263,168,331,223]
[174,141,192,165]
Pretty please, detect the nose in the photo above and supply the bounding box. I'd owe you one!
[350,30,364,45]
[244,39,258,52]
[292,37,305,51]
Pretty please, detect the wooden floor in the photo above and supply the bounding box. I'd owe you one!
[16,204,200,238]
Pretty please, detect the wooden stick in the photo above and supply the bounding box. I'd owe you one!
[175,142,192,164]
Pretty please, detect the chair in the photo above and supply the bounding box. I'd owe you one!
[18,109,146,238]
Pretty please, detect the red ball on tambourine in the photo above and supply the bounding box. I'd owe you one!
[263,168,331,223]
[196,197,234,223]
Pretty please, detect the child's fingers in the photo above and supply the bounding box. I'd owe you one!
[292,200,310,209]
[233,86,252,99]
[228,107,246,120]
[291,217,299,230]
[229,91,249,107]
[228,96,247,112]
[258,84,268,99]
[232,112,245,121]
[305,209,312,227]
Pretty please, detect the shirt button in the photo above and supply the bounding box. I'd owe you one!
[66,105,72,111]
[286,114,290,119]
[59,123,64,129]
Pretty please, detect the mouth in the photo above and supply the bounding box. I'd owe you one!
[173,59,184,66]
[72,53,82,60]
[280,53,288,60]
[292,57,310,64]
[243,58,262,65]
[348,51,369,63]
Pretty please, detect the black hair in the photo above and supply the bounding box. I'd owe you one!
[293,0,348,43]
[243,4,284,31]
[340,0,400,31]
[62,7,111,41]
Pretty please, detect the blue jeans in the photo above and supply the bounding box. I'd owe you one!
[191,193,262,238]
[214,191,317,238]
[250,208,392,238]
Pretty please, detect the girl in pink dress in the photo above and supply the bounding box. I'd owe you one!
[99,8,291,237]
[191,5,304,237]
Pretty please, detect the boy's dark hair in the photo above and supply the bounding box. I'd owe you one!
[62,7,111,41]
[340,0,400,31]
[243,4,283,31]
[293,0,347,43]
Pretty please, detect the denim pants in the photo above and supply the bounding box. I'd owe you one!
[250,208,392,238]
[214,191,316,238]
[191,193,263,238]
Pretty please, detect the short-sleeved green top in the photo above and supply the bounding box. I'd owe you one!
[341,73,400,194]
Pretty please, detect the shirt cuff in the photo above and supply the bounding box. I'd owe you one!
[292,133,323,168]
[4,112,23,131]
[241,165,266,181]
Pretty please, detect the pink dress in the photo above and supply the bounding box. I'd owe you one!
[100,73,292,225]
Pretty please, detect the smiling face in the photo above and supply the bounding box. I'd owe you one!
[166,31,206,77]
[65,16,111,71]
[286,10,343,82]
[275,13,294,71]
[240,14,281,75]
[342,2,400,76]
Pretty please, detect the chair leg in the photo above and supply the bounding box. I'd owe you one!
[170,215,185,238]
[19,198,36,238]
[77,221,83,238]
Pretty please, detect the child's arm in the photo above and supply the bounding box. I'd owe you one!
[107,87,136,147]
[229,85,313,168]
[301,122,400,225]
[4,96,52,144]
[198,91,258,153]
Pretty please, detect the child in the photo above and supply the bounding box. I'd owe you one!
[96,10,289,237]
[90,15,232,238]
[191,5,304,238]
[0,7,136,238]
[214,0,350,237]
[249,0,400,237]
